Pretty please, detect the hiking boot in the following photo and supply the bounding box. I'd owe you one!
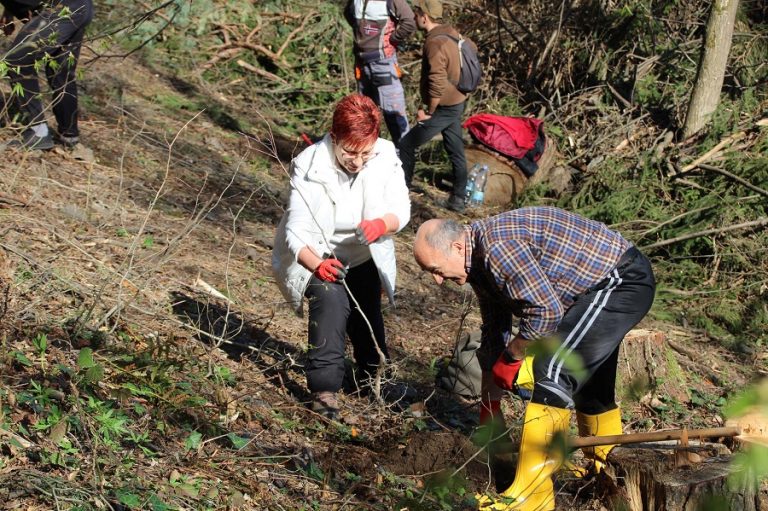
[442,194,466,213]
[56,133,80,148]
[7,127,54,151]
[310,391,339,420]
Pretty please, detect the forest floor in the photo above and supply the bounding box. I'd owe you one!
[0,52,765,511]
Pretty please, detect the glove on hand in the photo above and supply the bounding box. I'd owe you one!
[356,218,387,245]
[492,350,524,391]
[314,258,347,283]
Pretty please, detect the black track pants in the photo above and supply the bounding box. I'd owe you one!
[531,247,656,412]
[303,259,388,393]
[6,0,94,136]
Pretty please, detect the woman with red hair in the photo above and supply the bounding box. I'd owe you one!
[272,94,411,419]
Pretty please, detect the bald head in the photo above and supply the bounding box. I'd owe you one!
[413,219,468,286]
[415,219,462,257]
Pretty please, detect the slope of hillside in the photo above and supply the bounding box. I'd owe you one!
[1,47,764,511]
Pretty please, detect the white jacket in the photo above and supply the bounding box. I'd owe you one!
[272,134,411,315]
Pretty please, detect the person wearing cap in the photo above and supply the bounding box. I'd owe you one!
[412,207,656,510]
[1,0,94,150]
[397,0,473,212]
[344,0,415,146]
[272,94,411,420]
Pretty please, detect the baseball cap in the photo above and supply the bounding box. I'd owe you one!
[415,0,443,20]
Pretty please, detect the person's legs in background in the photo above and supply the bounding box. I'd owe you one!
[397,106,456,193]
[6,0,93,150]
[6,14,52,149]
[358,57,409,146]
[440,101,468,205]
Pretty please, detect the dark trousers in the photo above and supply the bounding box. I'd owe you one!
[303,259,388,393]
[398,101,467,197]
[531,247,656,413]
[6,0,94,136]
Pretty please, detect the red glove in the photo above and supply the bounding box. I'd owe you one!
[355,218,387,245]
[492,351,524,391]
[313,258,347,283]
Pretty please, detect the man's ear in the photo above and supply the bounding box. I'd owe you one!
[452,239,465,256]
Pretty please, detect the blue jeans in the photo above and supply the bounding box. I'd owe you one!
[357,55,409,145]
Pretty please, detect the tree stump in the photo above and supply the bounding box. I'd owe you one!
[602,443,765,511]
[617,329,691,404]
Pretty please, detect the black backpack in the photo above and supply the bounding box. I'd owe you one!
[438,33,482,94]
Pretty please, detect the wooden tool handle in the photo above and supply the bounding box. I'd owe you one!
[570,426,740,448]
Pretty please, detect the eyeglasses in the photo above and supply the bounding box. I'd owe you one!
[337,144,378,163]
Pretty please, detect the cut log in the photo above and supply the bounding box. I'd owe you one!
[602,443,764,511]
[463,135,564,206]
[464,144,527,206]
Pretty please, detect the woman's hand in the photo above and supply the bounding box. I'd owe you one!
[356,218,387,245]
[313,258,347,283]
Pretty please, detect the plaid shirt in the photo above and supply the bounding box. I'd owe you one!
[466,207,631,342]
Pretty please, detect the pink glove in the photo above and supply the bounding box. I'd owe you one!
[492,351,524,391]
[313,258,346,283]
[355,218,387,245]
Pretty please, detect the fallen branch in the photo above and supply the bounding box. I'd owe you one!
[679,131,746,172]
[0,427,34,449]
[276,11,316,58]
[641,217,768,250]
[694,164,768,199]
[236,59,289,85]
[193,276,233,304]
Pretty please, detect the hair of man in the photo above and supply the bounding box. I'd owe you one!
[424,219,463,255]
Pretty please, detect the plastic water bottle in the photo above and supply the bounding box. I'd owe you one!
[465,163,481,204]
[469,165,489,206]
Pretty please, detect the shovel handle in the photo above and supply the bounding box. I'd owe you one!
[570,426,741,449]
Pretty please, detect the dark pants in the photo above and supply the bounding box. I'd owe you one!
[6,0,94,136]
[531,247,656,412]
[398,101,467,196]
[303,259,388,393]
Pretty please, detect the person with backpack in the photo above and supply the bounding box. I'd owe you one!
[412,207,656,510]
[344,0,415,146]
[1,0,94,150]
[397,0,477,212]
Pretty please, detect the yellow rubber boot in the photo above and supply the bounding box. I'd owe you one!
[515,356,535,393]
[477,402,571,511]
[576,407,622,473]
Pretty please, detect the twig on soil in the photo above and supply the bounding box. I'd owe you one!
[0,427,34,448]
[193,276,232,303]
[640,217,768,250]
[679,131,746,172]
[693,164,768,198]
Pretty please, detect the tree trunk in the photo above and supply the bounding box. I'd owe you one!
[603,444,766,511]
[682,0,740,138]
